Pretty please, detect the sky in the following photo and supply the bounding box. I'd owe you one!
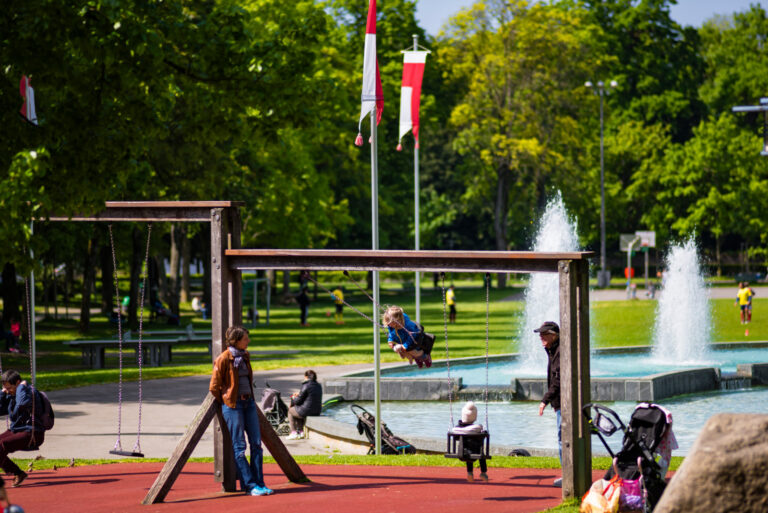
[415,0,762,36]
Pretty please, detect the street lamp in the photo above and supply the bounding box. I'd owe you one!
[585,79,617,288]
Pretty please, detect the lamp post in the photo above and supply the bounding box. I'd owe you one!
[585,79,617,288]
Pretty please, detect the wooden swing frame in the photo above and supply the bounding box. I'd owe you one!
[49,201,594,501]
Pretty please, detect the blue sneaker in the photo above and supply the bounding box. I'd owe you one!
[250,486,274,496]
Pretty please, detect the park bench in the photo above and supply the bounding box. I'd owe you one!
[64,338,180,369]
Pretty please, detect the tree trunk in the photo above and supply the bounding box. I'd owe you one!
[2,264,20,331]
[716,235,722,277]
[202,232,211,314]
[282,271,291,301]
[168,224,182,315]
[78,236,98,333]
[494,165,511,289]
[100,240,113,315]
[181,225,191,303]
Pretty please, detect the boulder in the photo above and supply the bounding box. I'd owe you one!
[655,413,768,513]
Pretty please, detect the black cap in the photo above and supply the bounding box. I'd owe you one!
[534,321,560,334]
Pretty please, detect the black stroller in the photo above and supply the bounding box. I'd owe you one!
[351,404,416,455]
[260,383,290,436]
[582,403,672,512]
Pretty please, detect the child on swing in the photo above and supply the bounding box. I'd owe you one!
[453,401,488,482]
[383,306,432,368]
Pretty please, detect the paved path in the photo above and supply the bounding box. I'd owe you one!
[34,363,401,461]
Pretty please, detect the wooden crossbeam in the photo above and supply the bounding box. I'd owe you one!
[226,249,594,273]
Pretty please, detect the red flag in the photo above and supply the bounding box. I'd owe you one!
[397,51,428,150]
[355,0,384,146]
[19,75,38,125]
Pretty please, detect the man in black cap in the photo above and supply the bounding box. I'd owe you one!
[535,321,561,487]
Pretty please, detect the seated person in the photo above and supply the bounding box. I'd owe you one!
[383,306,431,368]
[287,370,323,440]
[453,401,488,482]
[0,369,48,487]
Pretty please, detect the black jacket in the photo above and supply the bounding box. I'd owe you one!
[293,379,322,417]
[542,339,561,411]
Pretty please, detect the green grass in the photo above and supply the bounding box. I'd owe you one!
[26,276,767,390]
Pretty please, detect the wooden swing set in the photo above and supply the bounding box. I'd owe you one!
[51,201,594,502]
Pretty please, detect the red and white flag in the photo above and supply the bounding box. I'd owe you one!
[19,75,38,125]
[396,51,428,150]
[355,0,384,146]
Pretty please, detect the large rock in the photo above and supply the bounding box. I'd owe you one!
[655,413,768,513]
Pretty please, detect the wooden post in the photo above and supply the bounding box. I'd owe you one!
[142,394,218,504]
[559,260,592,499]
[211,207,237,491]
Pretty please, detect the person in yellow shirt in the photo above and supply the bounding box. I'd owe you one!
[331,287,345,325]
[736,282,755,325]
[446,285,457,324]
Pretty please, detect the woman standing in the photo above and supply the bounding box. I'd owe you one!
[209,326,274,496]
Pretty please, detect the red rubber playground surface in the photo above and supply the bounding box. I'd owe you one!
[6,462,605,513]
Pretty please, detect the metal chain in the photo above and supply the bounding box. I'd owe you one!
[305,273,386,330]
[342,271,386,315]
[24,277,37,446]
[441,273,453,428]
[133,223,152,454]
[108,224,125,452]
[484,273,490,431]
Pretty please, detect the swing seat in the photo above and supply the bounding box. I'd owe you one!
[444,430,491,462]
[109,449,145,458]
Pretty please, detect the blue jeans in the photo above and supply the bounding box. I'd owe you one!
[556,409,562,465]
[222,398,265,491]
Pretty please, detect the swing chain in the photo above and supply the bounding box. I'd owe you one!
[484,273,490,431]
[24,278,37,446]
[305,273,386,329]
[342,271,386,315]
[441,272,453,428]
[109,224,124,452]
[133,223,152,454]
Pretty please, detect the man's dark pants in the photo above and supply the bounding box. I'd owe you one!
[0,430,43,475]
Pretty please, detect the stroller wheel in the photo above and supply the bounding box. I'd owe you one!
[277,423,291,436]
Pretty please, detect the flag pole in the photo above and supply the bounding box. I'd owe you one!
[371,112,382,455]
[412,34,421,325]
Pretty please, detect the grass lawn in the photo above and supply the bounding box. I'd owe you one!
[24,276,766,390]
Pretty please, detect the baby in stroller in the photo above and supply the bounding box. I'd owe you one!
[582,402,678,512]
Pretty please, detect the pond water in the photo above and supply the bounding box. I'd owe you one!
[372,347,768,383]
[323,387,768,456]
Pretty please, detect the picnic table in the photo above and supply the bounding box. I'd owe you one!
[64,338,180,369]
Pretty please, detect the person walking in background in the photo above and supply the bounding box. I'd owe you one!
[331,287,345,325]
[287,370,323,440]
[446,285,457,323]
[297,284,311,327]
[736,282,754,325]
[209,326,273,497]
[535,321,562,488]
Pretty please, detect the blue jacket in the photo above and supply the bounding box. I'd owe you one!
[0,383,45,432]
[387,313,421,351]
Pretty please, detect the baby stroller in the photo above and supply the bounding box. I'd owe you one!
[260,383,290,436]
[582,403,674,512]
[350,404,416,455]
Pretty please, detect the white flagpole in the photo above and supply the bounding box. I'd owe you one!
[371,111,382,455]
[412,34,421,325]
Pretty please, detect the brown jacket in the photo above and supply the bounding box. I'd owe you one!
[209,349,253,408]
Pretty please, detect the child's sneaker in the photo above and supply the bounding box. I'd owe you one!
[416,359,424,368]
[479,472,488,482]
[466,472,474,482]
[424,355,432,368]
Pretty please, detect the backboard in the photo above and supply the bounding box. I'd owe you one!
[635,230,656,248]
[619,234,640,252]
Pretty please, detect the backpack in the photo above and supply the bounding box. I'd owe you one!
[34,389,55,431]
